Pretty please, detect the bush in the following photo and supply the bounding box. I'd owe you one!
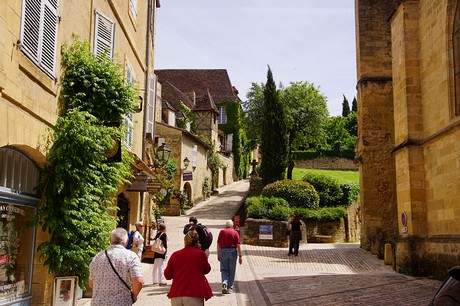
[301,173,343,207]
[340,183,360,205]
[247,203,267,219]
[266,205,292,221]
[292,206,348,222]
[245,196,292,220]
[262,180,319,209]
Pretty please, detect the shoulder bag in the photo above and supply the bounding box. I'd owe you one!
[151,232,166,254]
[105,250,135,304]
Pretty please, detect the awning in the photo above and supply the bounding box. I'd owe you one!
[128,151,156,178]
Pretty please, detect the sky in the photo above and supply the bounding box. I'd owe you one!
[154,1,357,116]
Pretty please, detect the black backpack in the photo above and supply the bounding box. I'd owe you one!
[196,224,213,250]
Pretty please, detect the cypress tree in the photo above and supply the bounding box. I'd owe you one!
[352,96,358,113]
[260,66,288,185]
[342,95,351,117]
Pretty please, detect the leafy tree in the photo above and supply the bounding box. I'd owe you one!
[260,67,288,185]
[323,116,356,154]
[345,111,358,137]
[242,82,264,151]
[281,81,329,179]
[342,95,351,117]
[352,96,358,113]
[37,38,137,288]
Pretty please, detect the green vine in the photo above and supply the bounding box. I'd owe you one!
[36,38,137,289]
[152,159,177,205]
[176,102,197,133]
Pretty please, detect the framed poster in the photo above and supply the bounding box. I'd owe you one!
[53,276,78,306]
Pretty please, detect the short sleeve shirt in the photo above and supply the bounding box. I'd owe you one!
[217,227,240,248]
[89,244,142,306]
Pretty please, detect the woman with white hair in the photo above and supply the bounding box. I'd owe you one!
[216,219,243,294]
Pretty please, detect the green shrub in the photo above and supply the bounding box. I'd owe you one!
[292,206,348,222]
[262,179,319,209]
[245,196,292,220]
[260,196,289,210]
[340,183,360,205]
[266,205,292,221]
[302,173,343,207]
[247,202,268,219]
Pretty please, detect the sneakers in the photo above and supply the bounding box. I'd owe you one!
[228,288,233,294]
[222,283,228,294]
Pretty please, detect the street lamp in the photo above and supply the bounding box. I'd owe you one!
[183,157,190,169]
[156,143,170,165]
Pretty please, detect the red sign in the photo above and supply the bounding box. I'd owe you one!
[234,215,240,233]
[401,212,407,226]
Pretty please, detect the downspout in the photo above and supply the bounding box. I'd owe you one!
[140,0,154,219]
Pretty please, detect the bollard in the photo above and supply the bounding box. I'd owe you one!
[384,243,393,265]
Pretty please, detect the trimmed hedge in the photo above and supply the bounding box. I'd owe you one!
[245,196,291,221]
[292,206,348,222]
[301,173,343,207]
[340,182,360,205]
[261,179,319,209]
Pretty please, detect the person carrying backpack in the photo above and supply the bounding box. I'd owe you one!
[126,221,144,259]
[183,217,213,257]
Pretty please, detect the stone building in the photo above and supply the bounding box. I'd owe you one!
[356,0,460,279]
[0,0,160,304]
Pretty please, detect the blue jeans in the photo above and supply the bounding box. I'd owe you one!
[220,248,237,289]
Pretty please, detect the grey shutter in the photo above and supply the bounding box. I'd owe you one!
[147,74,156,135]
[94,12,115,59]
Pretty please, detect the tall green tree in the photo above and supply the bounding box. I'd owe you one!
[243,82,264,151]
[352,96,358,113]
[260,67,288,185]
[281,81,329,179]
[342,95,351,117]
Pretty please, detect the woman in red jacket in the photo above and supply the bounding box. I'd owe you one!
[164,230,213,305]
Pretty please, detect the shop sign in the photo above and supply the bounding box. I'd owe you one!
[126,175,149,192]
[182,171,193,181]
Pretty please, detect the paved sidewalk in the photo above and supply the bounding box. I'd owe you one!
[84,179,443,305]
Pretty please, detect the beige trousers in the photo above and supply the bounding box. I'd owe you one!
[170,297,205,306]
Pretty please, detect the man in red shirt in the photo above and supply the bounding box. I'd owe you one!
[217,219,243,294]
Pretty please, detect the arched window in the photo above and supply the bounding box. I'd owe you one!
[0,147,40,196]
[454,0,460,115]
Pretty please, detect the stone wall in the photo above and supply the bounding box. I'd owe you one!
[295,157,357,171]
[244,219,290,248]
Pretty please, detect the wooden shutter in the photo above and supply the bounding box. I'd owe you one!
[20,0,59,77]
[94,11,115,59]
[147,74,156,136]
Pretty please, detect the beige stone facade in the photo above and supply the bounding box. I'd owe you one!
[356,0,460,279]
[0,0,159,304]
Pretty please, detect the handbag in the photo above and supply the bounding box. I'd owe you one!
[105,250,135,304]
[151,232,166,254]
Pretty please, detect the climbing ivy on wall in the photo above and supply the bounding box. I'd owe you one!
[216,102,250,179]
[36,38,137,288]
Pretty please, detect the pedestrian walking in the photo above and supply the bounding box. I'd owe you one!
[217,219,242,294]
[164,230,213,305]
[152,223,168,286]
[288,214,302,256]
[89,227,143,305]
[131,220,145,259]
[183,216,213,257]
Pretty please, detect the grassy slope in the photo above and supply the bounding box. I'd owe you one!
[292,168,359,184]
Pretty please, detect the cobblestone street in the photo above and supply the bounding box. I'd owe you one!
[83,179,442,305]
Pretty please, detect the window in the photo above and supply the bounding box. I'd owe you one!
[94,11,115,60]
[20,0,59,78]
[124,65,135,148]
[454,0,460,115]
[129,0,138,20]
[218,106,227,124]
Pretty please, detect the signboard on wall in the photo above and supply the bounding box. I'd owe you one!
[259,225,273,240]
[126,175,149,192]
[183,172,193,181]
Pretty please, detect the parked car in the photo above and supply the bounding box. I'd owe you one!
[429,267,460,305]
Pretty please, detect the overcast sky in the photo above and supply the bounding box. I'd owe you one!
[154,1,357,116]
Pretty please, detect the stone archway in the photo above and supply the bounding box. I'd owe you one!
[183,182,192,207]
